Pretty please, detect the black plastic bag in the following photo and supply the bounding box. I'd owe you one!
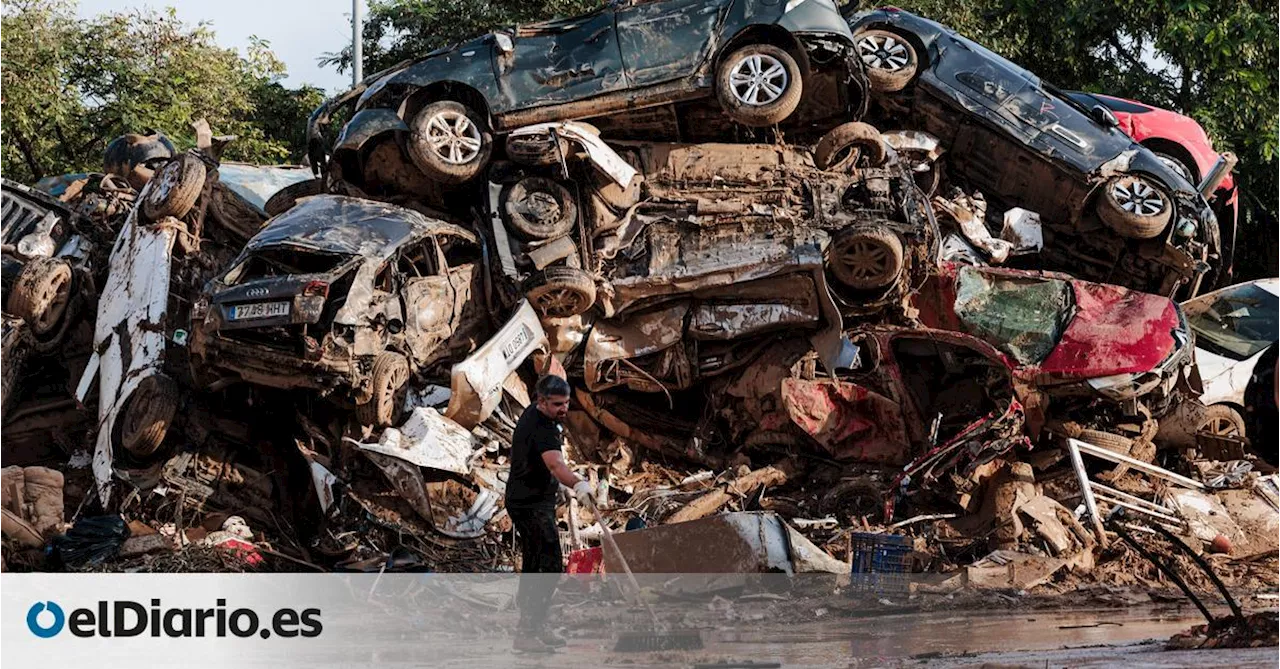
[49,515,131,568]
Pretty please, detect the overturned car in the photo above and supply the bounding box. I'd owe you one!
[190,195,491,427]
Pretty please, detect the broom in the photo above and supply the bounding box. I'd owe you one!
[588,499,704,652]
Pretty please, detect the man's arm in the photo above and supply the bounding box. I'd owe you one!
[541,450,583,488]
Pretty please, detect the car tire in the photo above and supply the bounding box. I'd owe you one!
[501,177,578,241]
[142,154,206,221]
[9,257,73,338]
[506,133,570,167]
[814,122,887,171]
[1077,428,1134,454]
[525,267,596,319]
[407,100,493,185]
[357,352,410,428]
[1096,175,1172,239]
[715,44,803,128]
[264,178,323,217]
[828,226,905,290]
[856,29,919,93]
[1199,404,1246,439]
[1152,151,1197,183]
[120,374,179,458]
[820,477,883,522]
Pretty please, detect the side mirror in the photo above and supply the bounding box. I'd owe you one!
[1090,104,1119,128]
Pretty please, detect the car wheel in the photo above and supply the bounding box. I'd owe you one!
[357,352,410,428]
[1152,151,1196,183]
[855,29,919,93]
[142,154,206,221]
[828,226,905,290]
[525,267,596,319]
[407,101,493,185]
[814,122,887,171]
[505,133,570,167]
[120,374,179,458]
[8,257,73,338]
[715,44,803,128]
[820,477,883,522]
[264,178,323,217]
[1077,428,1133,454]
[1096,175,1172,239]
[500,177,578,241]
[1199,404,1246,439]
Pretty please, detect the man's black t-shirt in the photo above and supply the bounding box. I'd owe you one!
[505,404,564,509]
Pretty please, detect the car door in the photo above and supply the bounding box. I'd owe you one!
[615,0,731,87]
[502,9,626,108]
[398,238,456,366]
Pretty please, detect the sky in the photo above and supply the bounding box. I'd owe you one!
[77,0,365,94]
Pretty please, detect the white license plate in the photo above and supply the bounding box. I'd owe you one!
[230,301,290,320]
[501,324,533,362]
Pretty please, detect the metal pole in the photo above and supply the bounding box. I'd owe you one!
[352,0,364,86]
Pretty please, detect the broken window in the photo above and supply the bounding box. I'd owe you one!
[223,247,351,285]
[953,266,1073,365]
[396,241,437,278]
[438,234,481,268]
[1183,282,1279,360]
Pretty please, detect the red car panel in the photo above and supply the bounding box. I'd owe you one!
[1040,281,1180,377]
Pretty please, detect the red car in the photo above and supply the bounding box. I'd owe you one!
[1067,91,1240,279]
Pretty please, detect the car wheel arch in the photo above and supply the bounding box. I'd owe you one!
[716,24,811,78]
[399,81,494,129]
[1140,137,1201,183]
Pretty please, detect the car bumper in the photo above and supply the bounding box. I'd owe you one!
[190,325,357,394]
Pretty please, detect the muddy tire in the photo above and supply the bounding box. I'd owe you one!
[814,122,887,171]
[821,477,884,522]
[264,178,323,217]
[715,44,803,128]
[505,133,570,167]
[1077,428,1133,454]
[828,226,905,290]
[357,352,411,428]
[525,267,596,319]
[407,101,493,185]
[855,29,919,93]
[1096,175,1172,240]
[501,177,578,242]
[142,154,206,220]
[120,374,179,458]
[8,257,73,337]
[1199,404,1246,439]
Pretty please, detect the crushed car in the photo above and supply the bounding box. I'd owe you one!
[845,7,1224,298]
[307,0,861,189]
[190,195,492,428]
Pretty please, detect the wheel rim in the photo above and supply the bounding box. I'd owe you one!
[521,191,563,225]
[857,34,911,71]
[32,264,71,334]
[378,362,409,420]
[536,288,588,318]
[148,161,181,206]
[1111,178,1167,217]
[728,53,789,106]
[1155,154,1194,182]
[424,111,483,165]
[1204,416,1241,437]
[837,238,893,283]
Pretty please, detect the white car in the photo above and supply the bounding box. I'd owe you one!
[1182,277,1279,460]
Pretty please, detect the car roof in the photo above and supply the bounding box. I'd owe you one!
[246,194,469,259]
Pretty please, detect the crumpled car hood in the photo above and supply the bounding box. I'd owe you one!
[1040,280,1181,377]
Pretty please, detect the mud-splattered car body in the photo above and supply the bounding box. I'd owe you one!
[309,0,860,189]
[190,195,489,416]
[846,8,1220,298]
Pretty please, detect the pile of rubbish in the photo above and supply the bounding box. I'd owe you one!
[2,4,1276,619]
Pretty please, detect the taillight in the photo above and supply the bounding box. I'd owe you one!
[303,280,329,297]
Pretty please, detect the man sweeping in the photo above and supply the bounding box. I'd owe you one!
[506,374,597,653]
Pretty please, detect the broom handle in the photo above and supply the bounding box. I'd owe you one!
[590,500,662,629]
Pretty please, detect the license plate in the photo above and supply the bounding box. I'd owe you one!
[501,324,533,362]
[230,301,290,320]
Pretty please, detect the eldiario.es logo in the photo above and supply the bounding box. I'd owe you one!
[27,599,321,639]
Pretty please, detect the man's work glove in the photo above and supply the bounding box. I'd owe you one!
[573,480,596,510]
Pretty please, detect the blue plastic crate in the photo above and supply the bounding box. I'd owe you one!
[848,532,911,594]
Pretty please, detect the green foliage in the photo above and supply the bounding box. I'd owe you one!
[1,0,320,182]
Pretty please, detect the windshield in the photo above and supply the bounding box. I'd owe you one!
[953,267,1074,365]
[1183,282,1279,360]
[224,247,353,285]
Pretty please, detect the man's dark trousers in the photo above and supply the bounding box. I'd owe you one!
[509,505,563,633]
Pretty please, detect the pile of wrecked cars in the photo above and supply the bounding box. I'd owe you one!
[2,2,1276,603]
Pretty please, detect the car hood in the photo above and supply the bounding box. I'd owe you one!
[1039,280,1183,377]
[246,194,430,259]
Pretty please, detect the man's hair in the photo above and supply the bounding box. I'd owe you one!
[535,374,571,399]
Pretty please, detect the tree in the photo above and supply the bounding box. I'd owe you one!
[1,0,321,183]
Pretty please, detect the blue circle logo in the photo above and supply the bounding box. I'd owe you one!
[27,601,65,638]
